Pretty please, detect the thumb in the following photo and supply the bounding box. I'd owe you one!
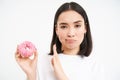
[33,50,38,63]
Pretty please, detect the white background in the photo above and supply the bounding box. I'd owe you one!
[0,0,120,80]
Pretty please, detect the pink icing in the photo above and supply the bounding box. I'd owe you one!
[18,41,36,57]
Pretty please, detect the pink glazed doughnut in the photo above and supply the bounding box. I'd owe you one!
[18,41,36,57]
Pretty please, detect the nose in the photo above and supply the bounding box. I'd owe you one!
[67,28,75,37]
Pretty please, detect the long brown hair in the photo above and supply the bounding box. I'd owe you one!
[49,2,92,57]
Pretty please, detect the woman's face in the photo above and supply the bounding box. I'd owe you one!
[56,10,86,54]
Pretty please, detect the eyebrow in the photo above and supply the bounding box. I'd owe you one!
[74,20,82,23]
[59,20,82,25]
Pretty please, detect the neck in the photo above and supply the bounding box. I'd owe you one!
[62,47,80,55]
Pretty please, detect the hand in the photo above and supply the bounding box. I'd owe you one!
[15,46,38,80]
[51,44,68,80]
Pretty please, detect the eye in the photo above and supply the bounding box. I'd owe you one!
[75,24,81,28]
[60,25,67,29]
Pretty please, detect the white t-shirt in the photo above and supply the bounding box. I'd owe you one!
[37,53,104,80]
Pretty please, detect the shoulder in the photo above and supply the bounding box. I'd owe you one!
[85,55,105,80]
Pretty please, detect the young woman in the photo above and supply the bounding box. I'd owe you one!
[15,2,104,80]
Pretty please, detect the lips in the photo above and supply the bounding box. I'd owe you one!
[66,39,76,43]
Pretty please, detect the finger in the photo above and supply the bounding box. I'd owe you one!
[15,52,21,61]
[15,45,23,61]
[51,44,57,66]
[15,46,20,59]
[53,44,58,57]
[33,50,38,62]
[53,44,60,65]
[51,57,54,66]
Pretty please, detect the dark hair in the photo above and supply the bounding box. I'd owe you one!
[49,2,92,57]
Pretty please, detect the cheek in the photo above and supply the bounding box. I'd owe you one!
[77,32,85,44]
[57,32,66,42]
[77,27,86,39]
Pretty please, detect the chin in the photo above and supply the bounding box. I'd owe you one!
[66,45,78,50]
